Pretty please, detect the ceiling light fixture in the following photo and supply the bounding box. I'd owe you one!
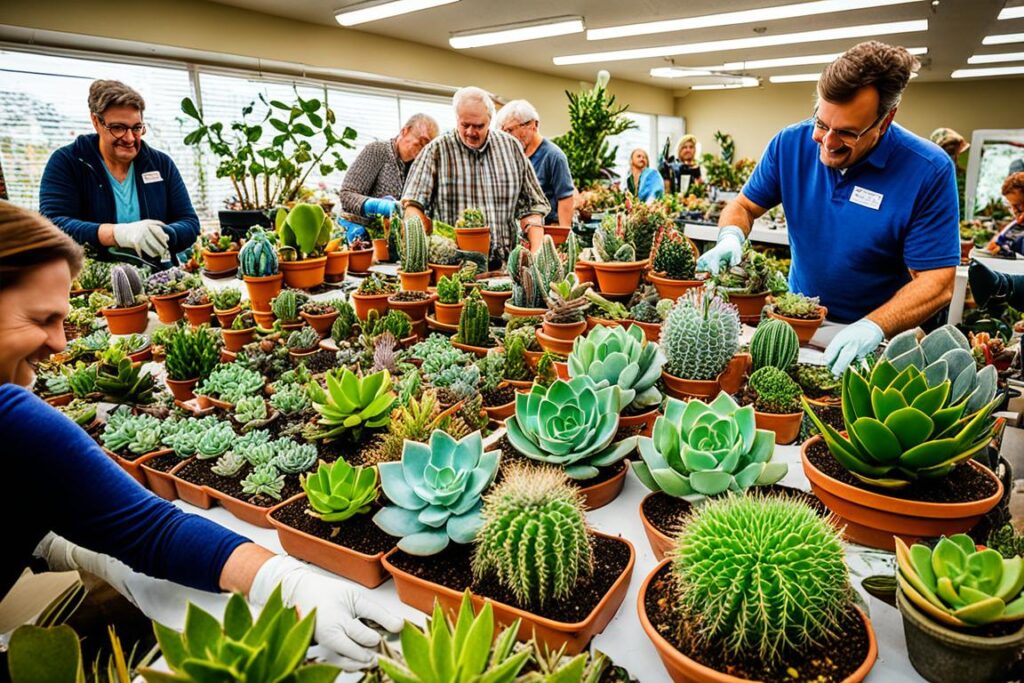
[691,78,760,91]
[449,16,584,48]
[982,32,1024,45]
[952,65,1024,78]
[997,7,1024,20]
[649,67,716,78]
[554,20,927,65]
[968,51,1024,64]
[587,0,922,41]
[335,0,458,27]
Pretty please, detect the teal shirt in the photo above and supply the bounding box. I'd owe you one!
[103,162,140,223]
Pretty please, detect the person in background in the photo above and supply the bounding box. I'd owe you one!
[402,86,549,268]
[930,127,970,218]
[625,148,664,203]
[698,41,960,376]
[675,134,703,191]
[494,99,575,228]
[0,202,401,670]
[986,172,1024,256]
[39,80,198,266]
[338,113,439,221]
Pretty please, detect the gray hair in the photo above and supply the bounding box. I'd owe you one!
[494,99,539,129]
[403,112,439,137]
[88,80,145,117]
[452,86,495,119]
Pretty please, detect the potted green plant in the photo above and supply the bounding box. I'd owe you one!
[427,233,463,284]
[398,215,431,291]
[348,235,375,273]
[210,286,242,328]
[324,227,350,282]
[453,290,497,356]
[505,240,561,318]
[274,203,331,289]
[478,278,513,317]
[387,290,433,337]
[540,274,590,345]
[307,367,396,441]
[181,287,214,327]
[741,366,804,444]
[432,274,464,326]
[299,299,338,337]
[351,273,396,321]
[366,214,391,262]
[648,227,702,300]
[222,309,256,352]
[238,227,282,314]
[100,265,149,335]
[709,245,787,324]
[794,362,842,407]
[454,207,490,256]
[145,267,196,324]
[589,214,646,296]
[99,407,170,484]
[94,346,157,407]
[270,289,306,330]
[195,362,266,410]
[627,285,672,341]
[767,291,827,343]
[198,230,240,273]
[286,326,320,361]
[164,323,220,401]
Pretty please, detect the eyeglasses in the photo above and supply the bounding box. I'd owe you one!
[97,116,146,139]
[811,107,888,145]
[502,119,535,135]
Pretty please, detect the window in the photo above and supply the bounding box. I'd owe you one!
[607,112,656,180]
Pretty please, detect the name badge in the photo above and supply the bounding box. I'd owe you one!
[141,171,163,184]
[850,185,883,210]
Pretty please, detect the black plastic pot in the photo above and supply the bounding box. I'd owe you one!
[218,209,271,241]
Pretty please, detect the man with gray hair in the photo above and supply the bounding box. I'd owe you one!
[495,99,575,228]
[402,86,549,268]
[339,112,439,219]
[39,79,199,266]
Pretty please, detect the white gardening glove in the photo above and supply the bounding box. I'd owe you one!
[249,555,403,671]
[696,225,745,275]
[113,219,170,259]
[823,319,885,376]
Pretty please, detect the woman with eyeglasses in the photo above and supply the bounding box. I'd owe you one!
[38,80,199,268]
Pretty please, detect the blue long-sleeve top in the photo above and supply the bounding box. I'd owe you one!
[0,384,249,600]
[39,134,200,256]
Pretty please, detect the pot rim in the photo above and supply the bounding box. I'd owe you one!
[896,585,1024,648]
[267,493,391,561]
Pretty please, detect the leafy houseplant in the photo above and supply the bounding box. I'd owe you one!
[699,131,757,193]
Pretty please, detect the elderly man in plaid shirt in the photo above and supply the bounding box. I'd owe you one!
[402,86,550,270]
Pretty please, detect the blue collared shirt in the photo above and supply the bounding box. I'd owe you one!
[743,120,960,323]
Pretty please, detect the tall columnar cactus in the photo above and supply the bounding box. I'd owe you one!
[457,291,491,346]
[472,465,593,607]
[750,318,799,372]
[528,235,565,305]
[565,230,579,273]
[111,264,144,308]
[271,290,299,323]
[508,244,543,309]
[239,227,279,277]
[401,216,428,273]
[661,288,741,380]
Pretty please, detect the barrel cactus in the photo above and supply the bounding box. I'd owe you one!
[239,227,279,277]
[401,215,428,274]
[750,318,799,372]
[568,324,665,410]
[428,234,459,266]
[748,366,802,414]
[661,288,740,380]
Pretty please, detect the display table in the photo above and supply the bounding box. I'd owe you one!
[682,220,789,246]
[950,253,1024,325]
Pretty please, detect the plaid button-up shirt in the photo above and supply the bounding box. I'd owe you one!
[402,129,550,263]
[338,138,409,215]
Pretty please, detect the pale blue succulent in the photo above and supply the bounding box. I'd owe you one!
[374,430,500,556]
[568,324,666,410]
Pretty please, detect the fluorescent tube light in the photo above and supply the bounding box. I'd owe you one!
[450,16,583,49]
[650,67,715,78]
[335,0,458,27]
[587,0,922,41]
[952,65,1024,78]
[982,33,1024,45]
[769,73,822,83]
[968,51,1024,64]
[554,20,927,65]
[997,7,1024,20]
[691,81,759,91]
[718,46,927,70]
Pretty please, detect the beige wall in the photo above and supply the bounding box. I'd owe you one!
[676,78,1024,161]
[0,0,675,136]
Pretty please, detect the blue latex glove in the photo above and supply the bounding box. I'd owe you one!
[696,225,745,275]
[362,196,400,218]
[823,319,885,376]
[337,217,367,244]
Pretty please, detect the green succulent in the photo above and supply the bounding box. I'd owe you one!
[162,416,218,458]
[286,326,319,352]
[233,396,268,425]
[652,231,696,280]
[301,459,378,523]
[771,292,821,319]
[275,202,331,259]
[661,288,740,380]
[197,363,265,404]
[472,466,592,607]
[100,408,164,455]
[240,463,286,500]
[505,376,636,480]
[435,275,464,305]
[210,287,242,311]
[211,451,248,477]
[67,362,99,399]
[749,318,798,372]
[270,289,304,323]
[57,399,98,427]
[428,233,460,266]
[633,392,785,501]
[377,592,530,683]
[270,440,318,474]
[896,534,1024,627]
[195,421,236,460]
[803,358,1000,489]
[374,430,500,555]
[73,257,114,291]
[330,300,358,342]
[231,429,273,465]
[794,363,841,399]
[308,367,396,440]
[165,324,220,382]
[95,347,156,405]
[40,368,70,396]
[748,366,802,414]
[567,324,665,410]
[270,383,310,416]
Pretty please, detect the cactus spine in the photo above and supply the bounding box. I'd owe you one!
[401,216,428,273]
[750,318,799,371]
[239,227,279,277]
[457,291,491,346]
[111,265,144,308]
[661,288,740,380]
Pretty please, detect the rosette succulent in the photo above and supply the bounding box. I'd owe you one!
[308,368,396,440]
[270,440,318,474]
[505,376,636,480]
[196,421,236,460]
[568,324,665,411]
[241,463,285,500]
[374,430,500,555]
[301,459,378,523]
[197,363,265,404]
[633,392,786,501]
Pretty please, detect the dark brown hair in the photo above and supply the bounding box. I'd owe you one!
[818,41,920,116]
[0,201,84,288]
[88,80,146,117]
[1002,172,1024,197]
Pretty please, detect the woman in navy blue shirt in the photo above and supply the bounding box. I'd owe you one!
[0,201,400,669]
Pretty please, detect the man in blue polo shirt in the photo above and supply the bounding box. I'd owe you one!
[698,41,959,375]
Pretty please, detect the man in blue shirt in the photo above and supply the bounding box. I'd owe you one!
[39,80,199,267]
[495,99,576,242]
[698,41,960,375]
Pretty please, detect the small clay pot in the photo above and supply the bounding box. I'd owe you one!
[429,262,461,285]
[647,271,703,301]
[166,376,199,401]
[543,225,570,245]
[541,318,587,340]
[480,288,512,317]
[434,300,464,326]
[388,294,433,323]
[372,238,389,262]
[244,273,283,313]
[348,247,374,273]
[591,260,646,296]
[398,269,432,292]
[454,226,491,256]
[325,249,350,282]
[351,292,390,320]
[279,256,327,290]
[301,310,340,338]
[202,249,239,273]
[102,303,149,335]
[150,291,188,324]
[214,305,241,329]
[753,409,804,445]
[182,301,214,327]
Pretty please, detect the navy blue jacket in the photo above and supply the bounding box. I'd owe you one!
[39,134,200,255]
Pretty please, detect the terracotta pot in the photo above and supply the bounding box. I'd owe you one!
[244,273,283,312]
[638,491,687,561]
[524,350,543,372]
[723,290,769,325]
[252,310,276,329]
[434,300,464,326]
[205,487,275,528]
[348,247,374,273]
[754,409,804,445]
[44,393,74,407]
[504,302,547,319]
[536,328,575,356]
[202,249,239,273]
[577,461,628,509]
[452,339,498,358]
[541,319,587,340]
[454,226,491,255]
[220,349,236,363]
[289,347,319,363]
[300,310,339,338]
[804,393,842,409]
[574,260,597,288]
[268,494,393,588]
[585,315,625,331]
[165,377,199,401]
[553,360,569,380]
[182,301,214,327]
[388,295,433,322]
[483,387,516,422]
[591,260,646,296]
[661,354,750,401]
[141,456,191,502]
[766,306,827,345]
[351,292,390,320]
[102,447,168,487]
[214,305,241,329]
[429,262,461,285]
[800,435,1004,550]
[718,353,751,394]
[171,469,214,509]
[426,314,458,334]
[505,379,534,391]
[647,272,703,301]
[543,225,570,245]
[480,289,512,317]
[638,559,878,683]
[279,256,327,290]
[382,531,635,655]
[631,319,662,342]
[102,303,149,335]
[618,406,660,438]
[127,344,153,364]
[398,269,432,292]
[150,291,188,323]
[372,238,389,262]
[325,249,350,282]
[280,320,304,333]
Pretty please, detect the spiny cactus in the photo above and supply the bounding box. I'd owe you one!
[457,291,492,347]
[111,264,145,308]
[544,274,591,324]
[285,326,319,352]
[623,202,669,261]
[401,215,428,274]
[473,465,593,607]
[565,230,579,273]
[661,288,740,380]
[652,231,696,280]
[750,318,799,372]
[508,244,541,309]
[428,233,460,266]
[671,495,852,665]
[271,289,301,323]
[456,207,486,229]
[748,366,802,414]
[239,227,279,277]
